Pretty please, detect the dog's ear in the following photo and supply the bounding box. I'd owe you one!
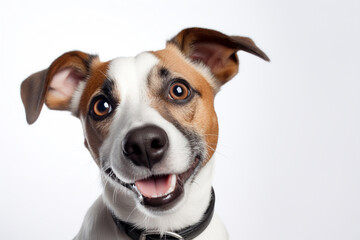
[20,51,95,124]
[169,27,270,85]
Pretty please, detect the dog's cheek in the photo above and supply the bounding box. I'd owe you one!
[155,98,218,164]
[82,117,113,166]
[84,121,101,165]
[194,100,219,164]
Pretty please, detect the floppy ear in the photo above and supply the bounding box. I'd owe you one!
[20,51,96,124]
[169,27,270,85]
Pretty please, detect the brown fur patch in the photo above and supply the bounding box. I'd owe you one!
[151,45,219,163]
[21,51,93,124]
[78,60,111,165]
[169,27,270,84]
[78,60,110,116]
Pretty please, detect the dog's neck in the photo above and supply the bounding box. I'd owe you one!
[111,188,215,240]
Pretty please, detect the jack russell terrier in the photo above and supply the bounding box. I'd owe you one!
[21,27,269,240]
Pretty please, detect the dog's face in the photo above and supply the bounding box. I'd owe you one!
[21,28,268,231]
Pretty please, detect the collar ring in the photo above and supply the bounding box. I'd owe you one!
[140,230,184,240]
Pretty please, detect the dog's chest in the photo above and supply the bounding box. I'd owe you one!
[75,196,228,240]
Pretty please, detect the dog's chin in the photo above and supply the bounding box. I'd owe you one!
[104,157,201,212]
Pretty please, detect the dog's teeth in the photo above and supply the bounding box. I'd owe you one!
[171,174,176,187]
[150,175,177,198]
[164,174,177,196]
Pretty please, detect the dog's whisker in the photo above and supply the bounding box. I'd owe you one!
[206,142,218,146]
[143,215,151,231]
[192,180,201,189]
[126,206,138,223]
[98,69,108,79]
[203,133,219,137]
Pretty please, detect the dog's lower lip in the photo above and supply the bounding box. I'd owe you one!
[139,175,183,207]
[105,157,201,208]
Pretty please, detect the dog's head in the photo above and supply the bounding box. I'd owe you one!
[21,28,269,231]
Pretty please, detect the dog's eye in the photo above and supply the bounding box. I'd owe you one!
[168,82,190,101]
[91,97,113,119]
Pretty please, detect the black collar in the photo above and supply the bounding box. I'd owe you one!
[111,188,215,240]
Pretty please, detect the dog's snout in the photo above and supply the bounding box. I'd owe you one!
[122,125,169,169]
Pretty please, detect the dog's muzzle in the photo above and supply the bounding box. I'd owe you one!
[105,155,201,209]
[105,124,202,209]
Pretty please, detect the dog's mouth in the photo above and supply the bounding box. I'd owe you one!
[105,157,201,208]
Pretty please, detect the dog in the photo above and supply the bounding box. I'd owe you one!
[21,27,269,240]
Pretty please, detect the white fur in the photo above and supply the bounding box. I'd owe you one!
[193,61,222,94]
[75,52,228,239]
[70,81,86,114]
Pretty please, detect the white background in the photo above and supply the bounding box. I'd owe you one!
[1,0,359,239]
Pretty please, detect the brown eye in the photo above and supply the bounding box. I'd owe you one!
[93,98,112,118]
[169,82,190,100]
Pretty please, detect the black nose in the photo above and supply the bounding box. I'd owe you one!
[122,125,169,169]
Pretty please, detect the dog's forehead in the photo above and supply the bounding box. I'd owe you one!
[107,52,159,101]
[106,45,216,101]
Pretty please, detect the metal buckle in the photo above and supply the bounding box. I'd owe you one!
[140,230,184,240]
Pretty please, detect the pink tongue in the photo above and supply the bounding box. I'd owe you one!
[135,175,171,198]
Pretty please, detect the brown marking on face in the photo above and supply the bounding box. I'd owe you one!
[77,60,113,165]
[151,44,219,163]
[84,102,117,165]
[78,60,110,116]
[83,117,104,165]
